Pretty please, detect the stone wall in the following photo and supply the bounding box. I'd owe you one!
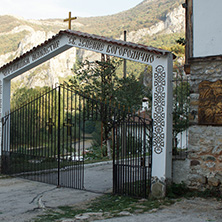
[183,59,222,191]
[173,159,190,185]
[188,125,222,190]
[189,59,222,125]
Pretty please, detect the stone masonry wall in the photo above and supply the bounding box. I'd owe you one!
[173,159,190,185]
[189,125,222,190]
[187,59,222,191]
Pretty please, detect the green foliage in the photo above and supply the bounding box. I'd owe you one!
[140,32,185,60]
[73,49,83,71]
[141,32,185,48]
[11,86,50,108]
[7,153,78,175]
[118,135,143,155]
[10,86,58,148]
[66,59,149,111]
[198,188,222,199]
[176,37,186,46]
[167,182,222,199]
[34,194,174,221]
[84,145,108,161]
[84,121,109,160]
[84,120,96,134]
[10,86,69,150]
[115,60,147,79]
[115,73,149,111]
[171,44,185,58]
[0,31,28,54]
[173,74,190,134]
[91,121,102,147]
[166,182,189,198]
[65,59,149,157]
[172,73,190,154]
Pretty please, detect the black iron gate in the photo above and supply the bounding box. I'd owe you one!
[1,86,85,189]
[113,115,152,197]
[1,85,152,197]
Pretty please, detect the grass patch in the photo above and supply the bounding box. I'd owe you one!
[0,174,11,179]
[166,182,222,200]
[34,194,175,222]
[84,157,111,164]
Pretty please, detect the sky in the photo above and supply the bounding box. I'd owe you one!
[0,0,143,20]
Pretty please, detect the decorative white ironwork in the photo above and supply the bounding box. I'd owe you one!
[153,65,166,154]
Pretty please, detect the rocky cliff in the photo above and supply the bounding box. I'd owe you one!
[120,5,185,42]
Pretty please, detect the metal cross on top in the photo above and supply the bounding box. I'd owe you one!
[46,118,55,134]
[63,118,74,136]
[64,12,77,29]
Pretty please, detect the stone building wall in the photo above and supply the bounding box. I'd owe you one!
[189,60,222,123]
[173,59,222,191]
[188,125,222,190]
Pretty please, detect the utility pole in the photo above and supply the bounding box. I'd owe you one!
[122,30,127,156]
[123,30,127,78]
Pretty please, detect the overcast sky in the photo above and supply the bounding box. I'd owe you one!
[0,0,143,20]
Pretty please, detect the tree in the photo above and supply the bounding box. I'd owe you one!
[171,37,189,154]
[172,72,190,154]
[11,86,48,108]
[10,86,61,150]
[176,37,186,46]
[64,58,150,157]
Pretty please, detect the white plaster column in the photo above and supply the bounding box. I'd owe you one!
[151,53,173,196]
[0,77,11,156]
[0,76,2,156]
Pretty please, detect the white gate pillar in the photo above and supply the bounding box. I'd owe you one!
[0,77,11,156]
[151,53,173,197]
[2,79,11,116]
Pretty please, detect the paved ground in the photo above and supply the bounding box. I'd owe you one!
[0,161,222,222]
[0,161,113,222]
[0,177,101,222]
[84,162,112,193]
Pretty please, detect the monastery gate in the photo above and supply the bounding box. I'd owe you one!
[0,30,173,197]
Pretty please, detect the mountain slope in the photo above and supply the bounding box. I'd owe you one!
[75,0,184,37]
[0,0,184,55]
[0,0,185,91]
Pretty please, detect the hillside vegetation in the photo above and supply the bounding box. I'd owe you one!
[0,0,184,55]
[0,15,65,33]
[75,0,184,37]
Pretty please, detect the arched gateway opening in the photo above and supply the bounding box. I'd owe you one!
[0,30,173,197]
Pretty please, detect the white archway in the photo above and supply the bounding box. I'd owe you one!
[0,29,173,194]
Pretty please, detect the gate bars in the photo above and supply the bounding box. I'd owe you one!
[113,115,152,197]
[1,85,152,198]
[2,86,85,189]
